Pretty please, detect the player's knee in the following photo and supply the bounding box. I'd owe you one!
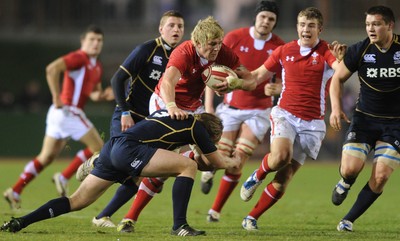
[188,158,198,170]
[270,151,291,167]
[181,158,198,175]
[36,154,56,165]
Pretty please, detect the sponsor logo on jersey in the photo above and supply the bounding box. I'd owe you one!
[267,49,273,56]
[240,46,249,52]
[366,67,400,78]
[152,55,163,65]
[149,69,162,80]
[363,54,376,63]
[286,56,294,61]
[130,158,142,168]
[393,51,400,64]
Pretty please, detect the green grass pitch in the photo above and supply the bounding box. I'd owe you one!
[1,158,400,241]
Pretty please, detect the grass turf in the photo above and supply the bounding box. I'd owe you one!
[1,158,400,240]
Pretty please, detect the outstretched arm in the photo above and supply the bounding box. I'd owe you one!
[329,61,353,131]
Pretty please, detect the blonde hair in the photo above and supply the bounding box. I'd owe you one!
[191,16,224,47]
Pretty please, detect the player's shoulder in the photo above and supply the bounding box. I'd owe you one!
[270,33,285,45]
[126,38,164,63]
[314,39,332,53]
[66,49,87,59]
[63,49,89,67]
[349,37,371,53]
[223,28,251,48]
[135,38,160,53]
[275,40,297,53]
[226,27,249,37]
[171,41,194,55]
[283,40,298,48]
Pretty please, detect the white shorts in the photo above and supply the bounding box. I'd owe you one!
[270,106,326,164]
[149,93,205,114]
[45,105,93,141]
[215,103,271,142]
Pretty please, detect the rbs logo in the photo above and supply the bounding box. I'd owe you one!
[366,67,400,78]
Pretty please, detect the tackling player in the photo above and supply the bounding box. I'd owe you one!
[0,110,240,236]
[3,25,113,210]
[89,10,185,230]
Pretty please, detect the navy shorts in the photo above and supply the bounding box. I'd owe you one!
[345,111,400,152]
[91,136,157,183]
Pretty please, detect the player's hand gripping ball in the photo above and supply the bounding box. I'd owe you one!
[201,65,238,91]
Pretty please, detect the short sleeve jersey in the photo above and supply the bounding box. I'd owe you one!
[264,40,336,120]
[61,50,102,109]
[121,37,175,118]
[344,34,400,118]
[120,110,217,154]
[154,40,241,111]
[222,27,285,109]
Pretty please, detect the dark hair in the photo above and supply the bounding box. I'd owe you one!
[254,1,279,28]
[81,24,104,39]
[195,113,223,143]
[366,6,395,24]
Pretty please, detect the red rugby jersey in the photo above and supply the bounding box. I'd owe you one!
[60,50,102,109]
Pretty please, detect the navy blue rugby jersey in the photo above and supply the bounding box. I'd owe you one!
[118,110,218,155]
[344,34,400,118]
[121,37,175,118]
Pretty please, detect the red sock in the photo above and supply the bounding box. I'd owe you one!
[248,182,284,219]
[256,154,273,181]
[12,158,44,194]
[61,148,92,179]
[211,172,241,213]
[125,177,164,221]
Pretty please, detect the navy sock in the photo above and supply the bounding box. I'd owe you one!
[20,197,71,228]
[96,182,138,219]
[343,182,381,222]
[172,176,194,230]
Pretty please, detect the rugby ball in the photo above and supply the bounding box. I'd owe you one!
[201,65,238,90]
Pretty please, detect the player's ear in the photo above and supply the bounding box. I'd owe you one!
[388,21,395,31]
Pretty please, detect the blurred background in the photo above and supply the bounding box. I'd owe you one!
[0,0,399,158]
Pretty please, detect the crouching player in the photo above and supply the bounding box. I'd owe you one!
[0,110,240,236]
